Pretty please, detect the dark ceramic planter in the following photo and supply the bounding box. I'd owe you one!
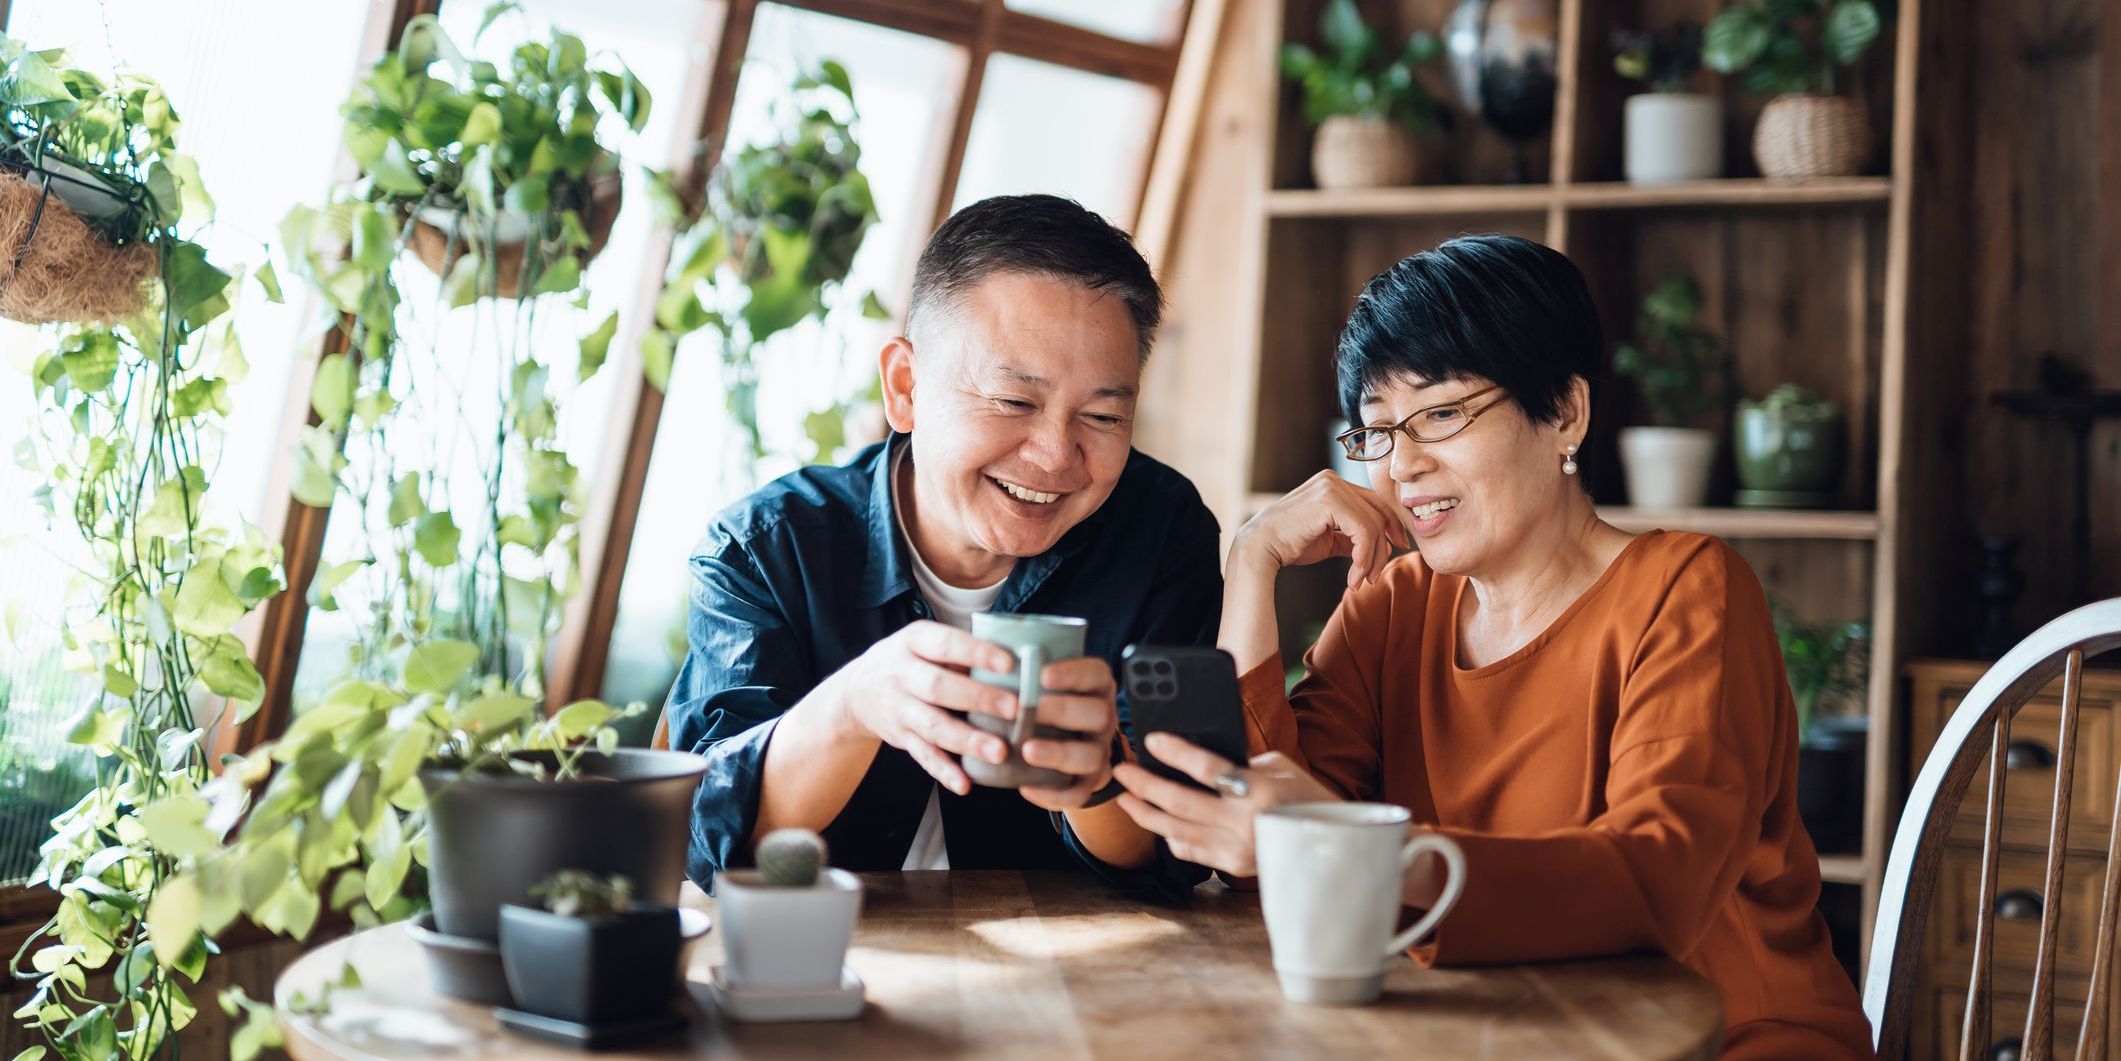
[1733,401,1843,493]
[1797,716,1867,854]
[420,748,708,941]
[499,903,682,1025]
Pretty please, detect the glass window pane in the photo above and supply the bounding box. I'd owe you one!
[950,54,1163,230]
[0,0,375,884]
[1006,0,1187,46]
[288,0,713,714]
[597,6,961,713]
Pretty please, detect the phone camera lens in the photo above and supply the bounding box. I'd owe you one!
[1152,660,1174,675]
[1155,680,1176,698]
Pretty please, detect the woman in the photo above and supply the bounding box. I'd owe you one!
[1115,235,1872,1059]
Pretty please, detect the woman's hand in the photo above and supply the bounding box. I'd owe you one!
[1231,470,1408,590]
[1112,732,1336,876]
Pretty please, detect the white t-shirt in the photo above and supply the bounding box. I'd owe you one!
[892,447,1008,870]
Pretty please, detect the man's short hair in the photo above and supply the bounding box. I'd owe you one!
[905,194,1163,361]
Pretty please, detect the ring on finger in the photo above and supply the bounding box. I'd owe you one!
[1212,770,1252,799]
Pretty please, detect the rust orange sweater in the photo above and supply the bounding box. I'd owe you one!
[1239,531,1873,1060]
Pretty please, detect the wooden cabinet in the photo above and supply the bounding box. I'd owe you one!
[1905,658,2121,1060]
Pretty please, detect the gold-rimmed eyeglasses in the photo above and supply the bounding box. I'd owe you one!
[1335,385,1508,461]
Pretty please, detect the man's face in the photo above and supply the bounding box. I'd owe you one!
[882,271,1143,583]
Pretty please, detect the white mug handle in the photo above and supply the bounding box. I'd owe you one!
[1385,831,1465,957]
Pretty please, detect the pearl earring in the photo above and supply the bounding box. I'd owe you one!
[1561,443,1579,476]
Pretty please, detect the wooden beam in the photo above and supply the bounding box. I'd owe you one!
[1137,0,1221,269]
[929,0,1006,229]
[226,0,444,758]
[776,0,1179,85]
[561,0,761,704]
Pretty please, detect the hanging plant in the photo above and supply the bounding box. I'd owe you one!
[0,36,225,327]
[641,60,886,466]
[0,35,278,1061]
[144,9,658,1052]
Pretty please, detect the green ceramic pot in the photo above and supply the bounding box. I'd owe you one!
[1733,387,1843,495]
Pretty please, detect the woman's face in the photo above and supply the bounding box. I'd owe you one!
[1356,373,1585,577]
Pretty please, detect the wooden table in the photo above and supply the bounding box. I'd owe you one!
[277,871,1722,1059]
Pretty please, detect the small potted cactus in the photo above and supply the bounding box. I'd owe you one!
[497,870,687,1040]
[715,828,864,991]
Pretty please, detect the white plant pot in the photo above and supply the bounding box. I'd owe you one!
[1624,94,1722,184]
[1619,426,1717,508]
[716,868,862,989]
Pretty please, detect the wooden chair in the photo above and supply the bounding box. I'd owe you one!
[1866,598,2121,1059]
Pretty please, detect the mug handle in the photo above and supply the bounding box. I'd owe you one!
[1010,644,1044,747]
[1385,831,1466,957]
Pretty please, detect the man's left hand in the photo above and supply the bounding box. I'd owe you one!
[1016,656,1120,811]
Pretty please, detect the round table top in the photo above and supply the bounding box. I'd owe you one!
[276,870,1721,1060]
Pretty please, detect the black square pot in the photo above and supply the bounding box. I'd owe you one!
[499,903,682,1026]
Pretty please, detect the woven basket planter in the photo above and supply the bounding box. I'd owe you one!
[409,174,623,299]
[1311,116,1427,190]
[1752,94,1872,180]
[0,171,157,325]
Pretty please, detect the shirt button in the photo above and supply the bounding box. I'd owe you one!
[912,602,929,618]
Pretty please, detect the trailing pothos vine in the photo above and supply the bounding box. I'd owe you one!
[1,37,278,1061]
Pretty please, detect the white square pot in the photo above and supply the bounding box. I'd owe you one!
[715,867,862,989]
[1624,93,1722,184]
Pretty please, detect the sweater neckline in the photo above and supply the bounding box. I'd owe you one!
[1447,530,1663,679]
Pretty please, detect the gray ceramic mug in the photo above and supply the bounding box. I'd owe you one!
[965,612,1088,788]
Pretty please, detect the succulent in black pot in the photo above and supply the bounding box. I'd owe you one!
[499,871,688,1041]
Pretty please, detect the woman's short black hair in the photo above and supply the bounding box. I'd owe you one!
[1335,234,1602,425]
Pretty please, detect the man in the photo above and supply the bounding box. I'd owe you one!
[670,194,1222,893]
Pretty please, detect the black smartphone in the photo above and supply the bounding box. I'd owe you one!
[1120,644,1250,793]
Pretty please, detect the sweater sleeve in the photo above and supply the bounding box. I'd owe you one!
[1235,570,1400,801]
[1423,544,1787,966]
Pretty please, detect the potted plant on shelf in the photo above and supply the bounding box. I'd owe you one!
[1613,272,1729,508]
[1612,22,1721,183]
[496,870,691,1046]
[709,828,866,1022]
[1703,0,1884,179]
[1774,604,1870,852]
[1734,383,1844,507]
[1280,0,1448,190]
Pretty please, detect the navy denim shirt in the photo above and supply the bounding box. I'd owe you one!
[668,435,1222,896]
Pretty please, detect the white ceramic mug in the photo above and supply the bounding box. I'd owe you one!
[1255,802,1467,1005]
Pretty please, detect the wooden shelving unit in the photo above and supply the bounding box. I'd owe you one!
[1151,0,1927,975]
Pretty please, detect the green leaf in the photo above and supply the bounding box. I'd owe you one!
[1703,7,1774,74]
[457,690,534,731]
[371,139,427,197]
[860,290,891,320]
[140,798,217,859]
[1823,0,1882,65]
[199,647,265,706]
[100,664,137,699]
[413,511,460,567]
[578,310,618,381]
[145,876,202,968]
[803,408,846,464]
[442,248,484,308]
[307,559,367,612]
[460,100,502,147]
[1319,0,1375,61]
[255,258,284,304]
[742,224,820,341]
[58,330,120,392]
[311,353,355,428]
[165,239,235,333]
[530,254,580,296]
[351,204,396,270]
[388,473,425,527]
[291,425,347,507]
[14,1044,50,1061]
[460,147,497,216]
[477,0,517,39]
[502,174,550,215]
[402,639,479,694]
[139,466,207,538]
[173,566,246,635]
[639,329,675,391]
[551,699,616,739]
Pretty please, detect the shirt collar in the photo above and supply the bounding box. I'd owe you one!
[859,432,1115,611]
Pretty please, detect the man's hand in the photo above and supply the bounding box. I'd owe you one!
[1016,657,1121,810]
[818,620,1021,795]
